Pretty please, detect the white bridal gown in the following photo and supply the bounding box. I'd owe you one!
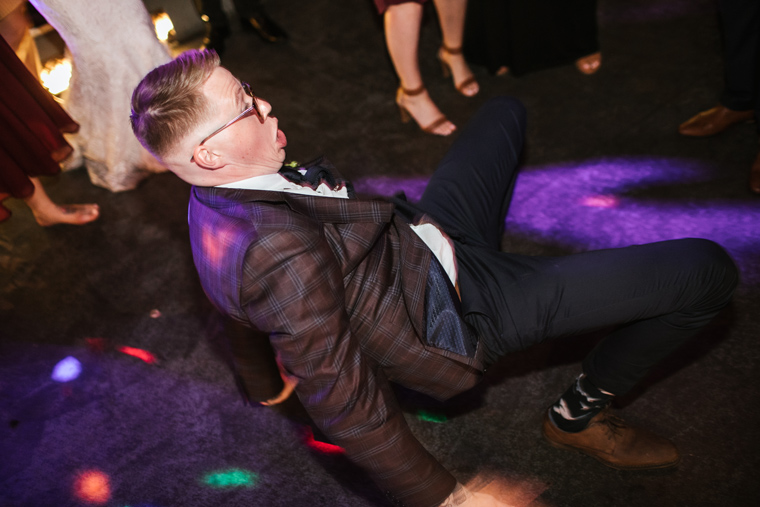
[30,0,171,191]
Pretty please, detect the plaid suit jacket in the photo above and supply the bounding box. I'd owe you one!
[188,185,486,507]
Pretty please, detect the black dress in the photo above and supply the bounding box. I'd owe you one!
[464,0,599,76]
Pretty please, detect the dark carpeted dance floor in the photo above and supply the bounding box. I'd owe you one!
[1,0,759,506]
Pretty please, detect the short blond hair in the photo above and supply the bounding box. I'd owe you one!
[130,49,221,159]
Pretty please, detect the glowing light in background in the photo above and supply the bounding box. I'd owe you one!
[202,468,258,488]
[73,470,111,504]
[151,11,175,42]
[40,57,72,95]
[116,346,159,365]
[417,410,448,423]
[303,427,344,454]
[51,356,81,382]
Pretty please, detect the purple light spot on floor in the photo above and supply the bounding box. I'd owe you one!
[354,175,429,202]
[51,356,82,382]
[354,157,760,284]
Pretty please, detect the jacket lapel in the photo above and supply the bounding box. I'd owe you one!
[194,186,395,224]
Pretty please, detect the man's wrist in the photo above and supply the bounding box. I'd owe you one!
[439,483,471,507]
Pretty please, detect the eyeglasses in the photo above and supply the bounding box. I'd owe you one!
[191,81,262,162]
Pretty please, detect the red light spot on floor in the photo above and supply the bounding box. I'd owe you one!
[73,470,110,504]
[117,346,159,365]
[303,427,344,455]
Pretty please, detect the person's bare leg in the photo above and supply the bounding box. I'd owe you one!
[24,177,99,226]
[433,0,479,96]
[385,2,455,136]
[0,3,29,51]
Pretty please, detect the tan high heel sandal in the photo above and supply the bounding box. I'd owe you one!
[396,86,454,136]
[438,44,479,97]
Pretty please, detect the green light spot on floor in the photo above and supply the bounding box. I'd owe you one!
[202,468,258,488]
[417,410,447,423]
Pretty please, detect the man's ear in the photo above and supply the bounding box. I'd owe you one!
[192,144,224,170]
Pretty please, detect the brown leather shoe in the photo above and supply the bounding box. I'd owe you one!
[542,409,680,470]
[679,105,754,137]
[750,147,760,195]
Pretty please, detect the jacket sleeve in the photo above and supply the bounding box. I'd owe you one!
[238,221,456,507]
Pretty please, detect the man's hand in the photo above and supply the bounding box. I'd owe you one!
[259,375,297,406]
[440,484,514,507]
[260,359,298,406]
[464,491,514,507]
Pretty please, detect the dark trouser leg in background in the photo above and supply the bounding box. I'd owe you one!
[718,0,760,114]
[717,0,760,193]
[195,0,231,54]
[233,0,288,43]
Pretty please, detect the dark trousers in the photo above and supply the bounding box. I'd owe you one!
[718,0,760,127]
[418,97,738,395]
[195,0,263,29]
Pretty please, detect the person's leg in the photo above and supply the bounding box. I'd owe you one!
[718,0,760,112]
[724,0,760,192]
[24,177,99,226]
[679,0,758,136]
[467,238,736,469]
[418,96,526,249]
[233,0,287,43]
[576,244,738,395]
[432,0,479,96]
[195,0,230,54]
[385,2,456,136]
[477,239,737,392]
[0,2,28,51]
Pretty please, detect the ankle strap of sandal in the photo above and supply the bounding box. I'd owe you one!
[400,85,426,96]
[441,44,463,55]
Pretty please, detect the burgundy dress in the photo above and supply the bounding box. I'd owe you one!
[0,35,78,222]
[373,0,427,14]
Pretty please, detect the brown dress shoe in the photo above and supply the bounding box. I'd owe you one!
[679,105,754,137]
[750,147,760,195]
[542,409,680,470]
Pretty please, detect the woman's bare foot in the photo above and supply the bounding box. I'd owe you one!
[32,203,100,226]
[576,52,602,75]
[24,177,99,226]
[438,47,480,97]
[397,87,456,136]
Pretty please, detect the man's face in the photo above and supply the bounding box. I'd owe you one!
[197,67,287,174]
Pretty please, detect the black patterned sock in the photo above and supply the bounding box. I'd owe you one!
[548,373,614,433]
